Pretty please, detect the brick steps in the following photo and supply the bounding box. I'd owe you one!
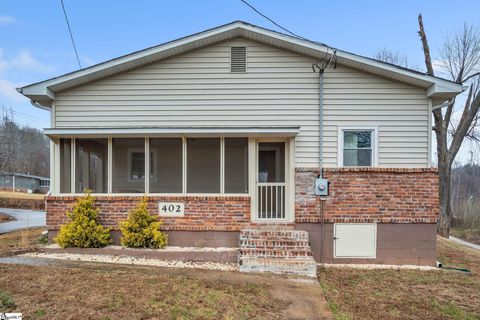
[239,227,317,277]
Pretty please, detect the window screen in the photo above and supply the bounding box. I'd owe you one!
[343,131,373,166]
[224,138,248,193]
[75,138,108,193]
[112,138,145,193]
[187,138,220,193]
[150,138,182,193]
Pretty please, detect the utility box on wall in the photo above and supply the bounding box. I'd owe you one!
[314,178,329,196]
[334,223,377,258]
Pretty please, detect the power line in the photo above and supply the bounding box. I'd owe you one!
[60,0,82,69]
[240,0,337,69]
[240,0,310,41]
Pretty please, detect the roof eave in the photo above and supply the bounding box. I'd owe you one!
[19,21,465,106]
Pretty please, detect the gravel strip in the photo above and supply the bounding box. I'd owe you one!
[43,244,238,252]
[21,252,239,272]
[319,263,439,271]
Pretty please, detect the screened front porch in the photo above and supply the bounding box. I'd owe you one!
[48,128,297,222]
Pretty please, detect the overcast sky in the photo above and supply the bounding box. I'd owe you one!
[1,0,479,162]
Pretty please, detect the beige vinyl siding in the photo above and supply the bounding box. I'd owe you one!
[322,65,429,168]
[55,38,429,168]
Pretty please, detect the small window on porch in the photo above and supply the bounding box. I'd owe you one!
[112,138,145,193]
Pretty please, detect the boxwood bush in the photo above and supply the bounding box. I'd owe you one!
[119,197,168,249]
[54,191,111,248]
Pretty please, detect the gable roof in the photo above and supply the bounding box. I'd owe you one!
[18,20,464,107]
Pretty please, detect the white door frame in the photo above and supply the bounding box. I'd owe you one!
[249,137,295,222]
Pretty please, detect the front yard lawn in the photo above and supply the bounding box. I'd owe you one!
[0,227,45,256]
[318,237,480,320]
[0,263,282,319]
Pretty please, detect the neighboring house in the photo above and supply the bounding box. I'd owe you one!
[18,21,463,269]
[0,172,50,194]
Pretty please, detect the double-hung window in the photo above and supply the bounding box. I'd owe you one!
[340,128,376,167]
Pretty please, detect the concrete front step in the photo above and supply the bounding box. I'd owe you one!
[239,256,317,278]
[241,240,310,247]
[240,249,313,257]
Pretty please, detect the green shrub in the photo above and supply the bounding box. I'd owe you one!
[54,190,111,248]
[0,289,16,309]
[119,197,168,248]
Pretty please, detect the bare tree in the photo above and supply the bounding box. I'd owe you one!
[418,14,480,237]
[374,48,410,68]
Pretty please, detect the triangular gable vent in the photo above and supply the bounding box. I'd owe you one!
[231,46,246,73]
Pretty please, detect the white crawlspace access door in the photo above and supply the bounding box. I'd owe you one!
[254,139,293,221]
[334,223,377,258]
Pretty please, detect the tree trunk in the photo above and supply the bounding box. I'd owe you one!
[437,162,452,237]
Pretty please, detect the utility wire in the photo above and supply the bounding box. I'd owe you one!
[60,0,82,69]
[240,0,337,69]
[240,0,310,41]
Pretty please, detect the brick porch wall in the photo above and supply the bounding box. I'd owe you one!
[46,195,251,232]
[46,167,439,233]
[295,167,439,224]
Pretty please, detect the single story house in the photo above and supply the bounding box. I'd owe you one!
[0,172,50,194]
[18,21,463,271]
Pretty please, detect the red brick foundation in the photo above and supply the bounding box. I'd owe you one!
[46,167,439,233]
[295,167,439,224]
[46,195,250,232]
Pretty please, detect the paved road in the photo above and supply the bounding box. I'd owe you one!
[450,236,480,251]
[0,208,46,234]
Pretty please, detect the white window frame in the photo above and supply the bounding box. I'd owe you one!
[337,126,378,167]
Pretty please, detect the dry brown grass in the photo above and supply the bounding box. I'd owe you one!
[0,227,45,256]
[0,263,283,319]
[0,191,44,200]
[318,237,480,320]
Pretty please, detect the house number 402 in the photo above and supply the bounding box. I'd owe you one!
[158,202,185,216]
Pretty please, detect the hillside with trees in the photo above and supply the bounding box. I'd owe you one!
[0,107,49,177]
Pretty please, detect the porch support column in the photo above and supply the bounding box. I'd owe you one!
[145,137,150,194]
[107,138,112,193]
[287,137,296,222]
[248,138,256,221]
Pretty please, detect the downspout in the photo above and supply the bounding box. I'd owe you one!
[312,64,328,264]
[312,64,325,178]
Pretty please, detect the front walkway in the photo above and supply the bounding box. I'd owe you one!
[0,208,45,233]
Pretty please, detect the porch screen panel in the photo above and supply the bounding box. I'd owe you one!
[75,138,108,193]
[187,138,220,193]
[112,138,145,193]
[59,138,71,193]
[150,138,182,193]
[224,138,248,193]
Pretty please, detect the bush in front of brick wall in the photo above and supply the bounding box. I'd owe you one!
[119,196,168,249]
[54,191,111,248]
